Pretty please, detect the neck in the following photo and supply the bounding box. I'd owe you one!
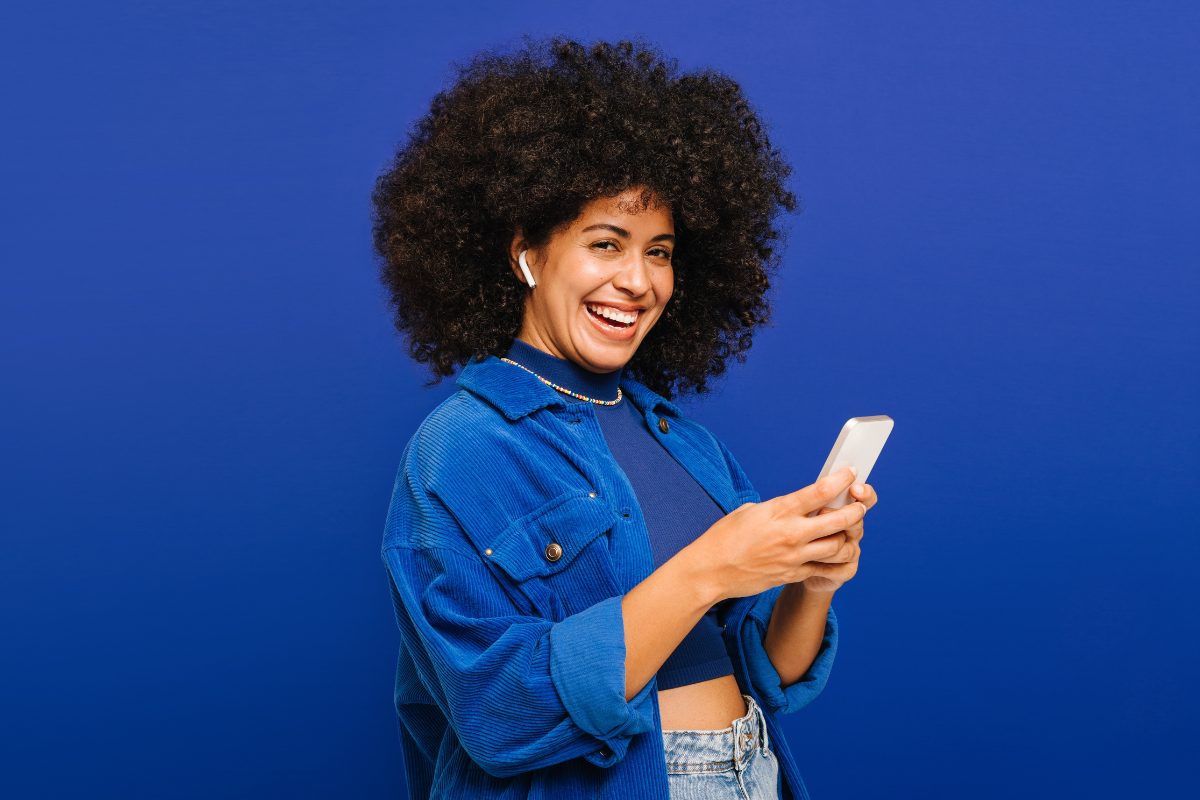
[505,338,623,402]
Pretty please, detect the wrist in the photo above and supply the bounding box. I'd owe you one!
[668,542,726,609]
[780,581,833,614]
[780,581,806,605]
[801,574,841,594]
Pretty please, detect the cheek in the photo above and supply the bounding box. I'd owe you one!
[563,258,610,299]
[655,269,675,304]
[539,260,590,314]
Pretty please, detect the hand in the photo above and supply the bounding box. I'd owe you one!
[684,466,867,602]
[802,481,876,593]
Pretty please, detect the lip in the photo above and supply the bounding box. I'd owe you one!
[586,301,647,312]
[583,302,642,341]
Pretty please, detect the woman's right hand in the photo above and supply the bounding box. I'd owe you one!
[620,466,866,700]
[685,466,867,603]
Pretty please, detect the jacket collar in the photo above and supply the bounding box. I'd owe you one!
[457,355,683,422]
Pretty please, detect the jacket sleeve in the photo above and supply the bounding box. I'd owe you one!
[382,452,655,778]
[723,590,838,714]
[714,438,840,714]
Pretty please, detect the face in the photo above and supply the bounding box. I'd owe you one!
[510,188,675,373]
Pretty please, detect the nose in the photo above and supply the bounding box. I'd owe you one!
[611,253,653,298]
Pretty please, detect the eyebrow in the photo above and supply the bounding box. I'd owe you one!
[581,223,675,244]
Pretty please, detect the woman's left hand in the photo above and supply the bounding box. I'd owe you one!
[802,482,876,593]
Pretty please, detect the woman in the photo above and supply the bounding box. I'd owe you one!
[373,38,876,800]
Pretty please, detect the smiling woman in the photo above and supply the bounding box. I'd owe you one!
[372,37,875,800]
[371,37,798,398]
[510,191,675,370]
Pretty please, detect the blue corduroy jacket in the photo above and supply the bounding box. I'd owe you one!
[382,354,838,800]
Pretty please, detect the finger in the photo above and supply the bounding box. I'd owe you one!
[817,501,866,520]
[842,519,864,543]
[801,531,847,562]
[816,506,864,541]
[804,560,855,583]
[805,501,865,540]
[780,466,858,517]
[841,537,860,562]
[848,482,878,511]
[816,544,857,565]
[819,534,860,563]
[805,561,838,578]
[830,531,861,562]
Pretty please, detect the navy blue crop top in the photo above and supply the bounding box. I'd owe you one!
[505,339,734,690]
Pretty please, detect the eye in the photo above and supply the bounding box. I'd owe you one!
[591,240,619,251]
[648,247,672,260]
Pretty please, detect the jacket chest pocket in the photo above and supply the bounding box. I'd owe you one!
[485,490,622,616]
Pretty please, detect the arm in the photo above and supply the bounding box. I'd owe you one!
[619,548,715,700]
[620,467,870,700]
[763,480,877,686]
[762,583,834,688]
[385,459,655,776]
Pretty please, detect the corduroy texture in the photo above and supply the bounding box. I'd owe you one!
[504,339,735,690]
[382,355,838,799]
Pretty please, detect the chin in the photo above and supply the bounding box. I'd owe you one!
[585,351,632,373]
[576,311,658,370]
[576,338,637,372]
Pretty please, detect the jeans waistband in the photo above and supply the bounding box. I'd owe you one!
[661,695,770,774]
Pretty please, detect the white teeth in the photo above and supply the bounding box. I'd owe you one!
[587,303,639,324]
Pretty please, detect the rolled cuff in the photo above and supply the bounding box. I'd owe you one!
[549,595,656,766]
[739,587,838,715]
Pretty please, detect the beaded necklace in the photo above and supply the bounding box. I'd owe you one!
[499,357,623,406]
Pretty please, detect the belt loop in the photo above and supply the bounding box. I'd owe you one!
[738,705,750,767]
[735,695,755,767]
[753,696,770,757]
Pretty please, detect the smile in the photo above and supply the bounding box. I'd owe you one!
[585,302,643,340]
[586,302,640,328]
[587,303,638,327]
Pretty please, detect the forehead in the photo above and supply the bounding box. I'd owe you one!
[572,189,674,232]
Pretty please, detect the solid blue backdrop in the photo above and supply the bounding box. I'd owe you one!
[2,1,1196,797]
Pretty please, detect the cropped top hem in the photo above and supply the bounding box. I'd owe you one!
[656,655,737,691]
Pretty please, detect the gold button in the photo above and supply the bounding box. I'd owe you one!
[588,491,597,498]
[484,548,493,556]
[544,542,563,562]
[658,418,670,434]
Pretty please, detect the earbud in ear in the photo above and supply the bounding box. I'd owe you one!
[518,250,536,288]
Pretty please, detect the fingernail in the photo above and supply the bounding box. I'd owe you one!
[852,483,865,495]
[849,466,858,478]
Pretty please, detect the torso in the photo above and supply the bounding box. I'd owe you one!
[659,675,747,730]
[504,341,749,731]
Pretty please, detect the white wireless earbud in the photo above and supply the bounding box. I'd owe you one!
[518,250,536,288]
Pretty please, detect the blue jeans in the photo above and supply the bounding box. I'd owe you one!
[661,695,780,800]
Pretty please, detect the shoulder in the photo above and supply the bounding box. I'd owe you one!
[408,388,510,479]
[387,387,592,555]
[407,387,571,492]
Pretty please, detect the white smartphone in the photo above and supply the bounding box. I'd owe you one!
[811,416,894,513]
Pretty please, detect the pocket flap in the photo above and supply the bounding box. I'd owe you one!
[486,491,619,583]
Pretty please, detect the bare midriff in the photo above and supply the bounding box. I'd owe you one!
[658,674,747,731]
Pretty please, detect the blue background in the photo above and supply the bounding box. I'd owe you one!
[2,1,1196,797]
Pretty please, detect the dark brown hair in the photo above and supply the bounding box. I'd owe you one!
[372,37,797,398]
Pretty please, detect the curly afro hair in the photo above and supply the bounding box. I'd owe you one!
[372,36,798,399]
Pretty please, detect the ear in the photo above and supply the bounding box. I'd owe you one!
[508,228,531,284]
